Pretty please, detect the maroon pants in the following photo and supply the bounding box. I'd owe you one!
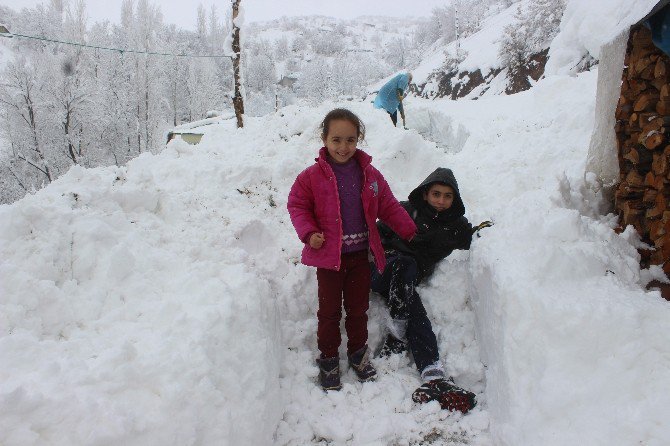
[316,250,371,358]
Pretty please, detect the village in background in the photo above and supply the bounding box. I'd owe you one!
[0,0,566,204]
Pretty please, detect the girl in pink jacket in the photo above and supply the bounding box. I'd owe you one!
[287,108,416,391]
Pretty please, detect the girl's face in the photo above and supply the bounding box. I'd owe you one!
[322,119,358,164]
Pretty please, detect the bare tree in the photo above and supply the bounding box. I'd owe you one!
[231,0,244,128]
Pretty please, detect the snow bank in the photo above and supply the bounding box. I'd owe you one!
[0,142,282,445]
[472,186,670,445]
[410,71,670,445]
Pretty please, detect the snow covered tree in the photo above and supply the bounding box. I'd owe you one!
[420,6,457,47]
[0,58,53,185]
[196,4,207,47]
[498,0,566,89]
[311,29,345,55]
[298,57,333,102]
[186,59,221,121]
[274,36,290,61]
[383,37,412,71]
[246,53,276,92]
[291,35,307,53]
[208,5,223,48]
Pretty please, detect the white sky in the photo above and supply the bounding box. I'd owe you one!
[5,0,449,29]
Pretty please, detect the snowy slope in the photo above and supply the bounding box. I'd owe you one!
[412,0,663,100]
[3,66,670,445]
[412,2,520,87]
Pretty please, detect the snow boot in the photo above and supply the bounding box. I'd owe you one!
[377,333,408,357]
[348,346,377,382]
[412,378,477,413]
[316,356,342,391]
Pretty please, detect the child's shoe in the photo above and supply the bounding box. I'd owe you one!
[348,346,377,382]
[316,356,342,391]
[411,377,476,413]
[377,333,408,357]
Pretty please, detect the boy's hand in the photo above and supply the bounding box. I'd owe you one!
[309,232,325,249]
[472,221,493,236]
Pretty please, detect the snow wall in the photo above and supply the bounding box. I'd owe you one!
[0,150,283,445]
[472,1,670,444]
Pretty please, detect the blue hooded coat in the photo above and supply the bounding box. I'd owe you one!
[373,73,410,114]
[646,2,670,57]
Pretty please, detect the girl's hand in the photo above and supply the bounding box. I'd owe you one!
[309,232,325,249]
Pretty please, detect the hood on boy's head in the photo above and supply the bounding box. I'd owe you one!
[408,167,465,217]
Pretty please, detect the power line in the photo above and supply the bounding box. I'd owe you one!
[0,32,233,59]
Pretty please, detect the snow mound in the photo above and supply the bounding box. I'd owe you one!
[0,143,282,445]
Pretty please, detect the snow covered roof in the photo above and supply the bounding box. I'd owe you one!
[546,0,662,75]
[584,0,669,185]
[0,24,12,37]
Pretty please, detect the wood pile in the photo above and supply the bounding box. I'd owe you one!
[615,25,670,275]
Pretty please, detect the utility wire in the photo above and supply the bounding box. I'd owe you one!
[0,32,233,59]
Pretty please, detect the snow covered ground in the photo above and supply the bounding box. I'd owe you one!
[4,0,670,443]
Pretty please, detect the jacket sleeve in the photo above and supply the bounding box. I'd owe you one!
[375,170,416,240]
[411,216,473,255]
[287,170,320,243]
[453,217,473,250]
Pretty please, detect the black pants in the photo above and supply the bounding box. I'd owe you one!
[388,110,398,126]
[371,253,439,373]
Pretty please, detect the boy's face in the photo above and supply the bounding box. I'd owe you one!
[423,183,455,212]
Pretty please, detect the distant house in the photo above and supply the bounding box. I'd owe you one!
[0,24,12,37]
[166,131,203,145]
[278,74,299,89]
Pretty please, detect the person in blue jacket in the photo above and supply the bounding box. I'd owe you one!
[373,72,412,127]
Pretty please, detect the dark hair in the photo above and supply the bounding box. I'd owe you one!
[320,108,366,141]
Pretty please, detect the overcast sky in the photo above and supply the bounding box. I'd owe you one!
[6,0,448,29]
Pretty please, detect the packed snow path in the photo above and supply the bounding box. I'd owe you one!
[229,103,493,445]
[3,70,670,445]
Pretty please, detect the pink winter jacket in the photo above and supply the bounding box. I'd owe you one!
[287,147,416,273]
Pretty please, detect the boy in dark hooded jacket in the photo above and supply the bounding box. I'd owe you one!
[372,167,479,413]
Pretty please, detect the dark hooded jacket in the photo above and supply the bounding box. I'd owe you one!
[377,168,472,281]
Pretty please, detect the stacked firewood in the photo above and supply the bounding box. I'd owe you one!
[615,25,670,273]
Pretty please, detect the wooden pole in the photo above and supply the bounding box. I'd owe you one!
[231,0,244,128]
